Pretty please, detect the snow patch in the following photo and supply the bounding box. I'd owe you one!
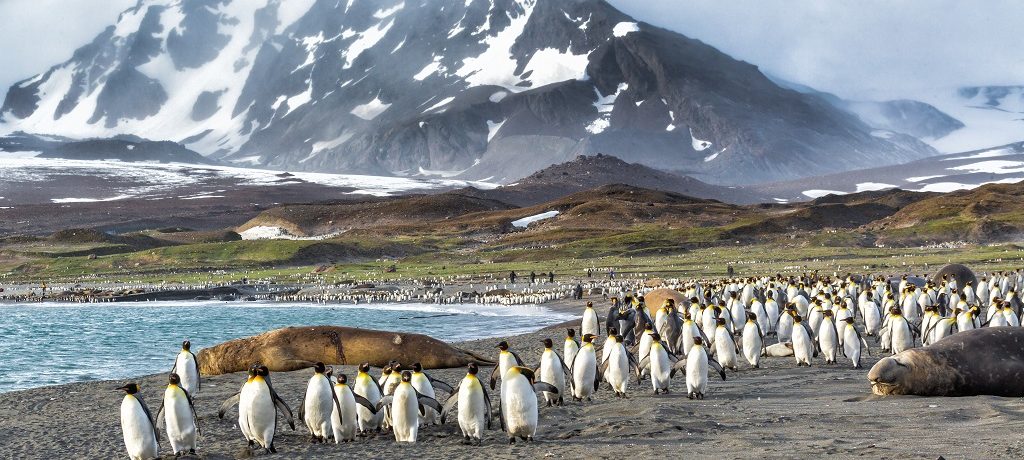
[489,91,508,103]
[943,148,1014,161]
[950,160,1024,175]
[690,128,712,151]
[350,96,392,120]
[240,226,340,241]
[487,119,506,142]
[413,59,446,81]
[612,22,640,37]
[906,175,946,183]
[373,2,404,19]
[422,96,455,114]
[522,47,590,87]
[343,19,396,69]
[703,151,720,162]
[855,182,897,192]
[52,195,134,203]
[234,156,262,165]
[585,118,610,135]
[512,211,560,228]
[802,190,848,199]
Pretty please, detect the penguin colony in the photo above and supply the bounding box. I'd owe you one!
[117,270,1024,457]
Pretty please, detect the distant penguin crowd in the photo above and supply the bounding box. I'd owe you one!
[117,268,1024,457]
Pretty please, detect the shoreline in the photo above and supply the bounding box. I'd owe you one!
[3,307,1023,459]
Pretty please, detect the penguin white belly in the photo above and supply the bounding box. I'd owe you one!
[891,321,914,354]
[499,353,515,381]
[731,302,746,332]
[649,347,671,392]
[601,339,614,364]
[792,327,813,365]
[777,315,794,342]
[331,386,359,442]
[391,385,420,442]
[121,396,158,460]
[582,310,599,336]
[681,323,698,356]
[354,377,382,432]
[715,328,737,369]
[638,333,653,362]
[766,301,780,333]
[164,387,197,454]
[655,310,669,337]
[818,322,838,363]
[501,377,538,438]
[572,348,597,399]
[742,326,762,367]
[606,346,629,393]
[458,378,486,440]
[539,352,565,405]
[411,374,438,425]
[842,326,861,368]
[304,376,334,439]
[990,313,1008,327]
[238,382,253,441]
[863,304,881,335]
[564,341,579,370]
[685,348,708,397]
[175,353,200,395]
[247,381,277,449]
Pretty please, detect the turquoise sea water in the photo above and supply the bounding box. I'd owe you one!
[0,301,571,393]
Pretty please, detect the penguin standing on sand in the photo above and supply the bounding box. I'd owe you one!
[564,328,580,369]
[570,334,601,401]
[410,362,453,425]
[714,318,739,371]
[241,365,295,454]
[496,366,559,444]
[300,362,341,443]
[490,341,525,390]
[817,310,839,364]
[639,333,686,394]
[216,366,255,444]
[117,382,159,460]
[741,312,766,368]
[375,371,442,443]
[601,330,639,397]
[171,340,200,396]
[441,363,493,445]
[886,307,915,355]
[537,338,568,406]
[353,363,384,433]
[156,373,199,456]
[582,302,601,337]
[331,373,377,443]
[840,318,871,369]
[791,315,815,366]
[685,337,726,399]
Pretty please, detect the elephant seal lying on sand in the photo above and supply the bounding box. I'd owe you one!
[868,327,1024,396]
[197,325,494,375]
[643,288,687,318]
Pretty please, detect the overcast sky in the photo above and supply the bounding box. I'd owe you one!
[0,0,1021,101]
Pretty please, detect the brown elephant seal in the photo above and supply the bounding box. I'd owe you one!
[868,327,1024,396]
[197,325,494,375]
[643,288,686,318]
[931,263,978,289]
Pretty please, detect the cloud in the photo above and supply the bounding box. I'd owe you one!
[608,0,1024,99]
[0,0,136,91]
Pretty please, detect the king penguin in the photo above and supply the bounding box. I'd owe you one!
[570,334,601,401]
[332,373,377,443]
[441,363,493,445]
[564,328,580,371]
[242,365,295,453]
[410,362,453,425]
[375,371,442,443]
[300,362,340,443]
[537,338,568,406]
[117,382,159,460]
[171,339,200,396]
[156,373,199,456]
[353,363,384,434]
[497,366,559,444]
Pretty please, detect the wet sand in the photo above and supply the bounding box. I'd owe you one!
[3,310,1024,459]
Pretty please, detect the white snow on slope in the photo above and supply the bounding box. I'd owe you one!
[522,47,591,86]
[240,226,342,241]
[690,128,712,151]
[950,160,1024,175]
[52,195,134,203]
[944,148,1013,162]
[343,19,396,69]
[487,119,506,142]
[351,97,391,120]
[612,22,639,37]
[586,83,628,134]
[802,189,848,199]
[906,175,946,183]
[512,211,560,228]
[855,182,897,192]
[423,96,456,114]
[414,58,446,81]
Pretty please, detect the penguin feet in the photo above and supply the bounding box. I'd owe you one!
[526,436,535,442]
[508,437,516,445]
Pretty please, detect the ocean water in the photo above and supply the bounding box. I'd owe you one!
[0,301,572,393]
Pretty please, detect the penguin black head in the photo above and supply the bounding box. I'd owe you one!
[181,340,191,351]
[541,338,553,348]
[693,336,703,346]
[313,362,326,374]
[496,341,510,351]
[793,315,803,323]
[582,334,597,343]
[638,296,645,302]
[645,322,654,331]
[256,366,270,377]
[468,363,479,375]
[116,383,140,394]
[586,302,593,308]
[168,373,181,386]
[381,366,392,375]
[413,362,423,373]
[822,310,833,317]
[608,327,618,337]
[390,361,402,372]
[843,317,855,324]
[337,374,348,384]
[651,332,661,342]
[567,328,576,338]
[747,312,757,321]
[715,317,726,326]
[401,371,412,382]
[358,362,371,373]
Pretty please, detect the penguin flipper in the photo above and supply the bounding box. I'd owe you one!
[511,351,525,367]
[489,365,500,390]
[533,382,559,394]
[416,393,442,415]
[155,404,166,431]
[439,393,459,424]
[330,381,344,427]
[375,396,394,412]
[217,392,241,419]
[427,374,454,394]
[708,359,727,381]
[269,390,295,430]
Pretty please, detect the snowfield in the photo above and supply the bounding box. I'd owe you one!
[512,211,560,228]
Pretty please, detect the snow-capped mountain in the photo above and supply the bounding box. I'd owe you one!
[911,85,1024,154]
[0,0,936,185]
